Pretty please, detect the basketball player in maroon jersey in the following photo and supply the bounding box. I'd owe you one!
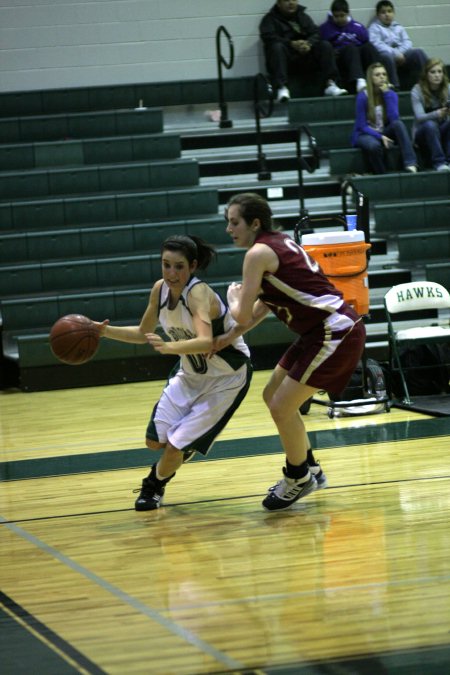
[224,193,366,511]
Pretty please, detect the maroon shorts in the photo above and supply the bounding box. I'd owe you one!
[278,320,366,394]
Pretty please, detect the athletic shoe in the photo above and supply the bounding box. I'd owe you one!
[309,463,328,489]
[134,464,174,511]
[268,462,328,491]
[324,81,347,97]
[436,163,450,171]
[276,86,290,103]
[405,165,417,173]
[262,468,317,511]
[356,78,367,92]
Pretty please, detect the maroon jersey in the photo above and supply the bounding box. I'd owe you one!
[255,230,360,336]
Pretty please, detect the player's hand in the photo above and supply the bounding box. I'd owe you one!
[145,333,170,354]
[92,319,110,336]
[208,333,232,357]
[227,281,242,303]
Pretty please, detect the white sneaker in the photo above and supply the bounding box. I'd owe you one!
[324,81,347,97]
[356,78,367,93]
[262,468,317,511]
[436,163,450,171]
[276,86,290,103]
[405,165,417,173]
[309,463,328,489]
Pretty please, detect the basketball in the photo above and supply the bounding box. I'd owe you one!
[50,314,100,365]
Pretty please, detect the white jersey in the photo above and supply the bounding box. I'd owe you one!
[158,276,250,377]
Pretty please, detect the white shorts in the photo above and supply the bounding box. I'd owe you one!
[146,362,252,455]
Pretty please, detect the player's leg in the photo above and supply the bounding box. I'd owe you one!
[135,364,251,511]
[134,444,179,512]
[262,377,319,512]
[263,361,326,487]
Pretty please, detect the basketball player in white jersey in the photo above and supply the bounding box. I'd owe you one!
[95,235,254,510]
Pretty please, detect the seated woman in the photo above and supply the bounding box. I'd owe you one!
[411,57,450,171]
[351,62,418,173]
[320,0,380,93]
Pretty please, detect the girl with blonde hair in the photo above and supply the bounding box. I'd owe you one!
[351,62,417,173]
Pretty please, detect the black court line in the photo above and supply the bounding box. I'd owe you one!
[2,473,449,525]
[1,416,449,482]
[0,591,107,675]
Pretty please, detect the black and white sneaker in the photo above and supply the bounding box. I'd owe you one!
[263,468,317,512]
[309,462,328,489]
[182,449,196,463]
[134,464,174,511]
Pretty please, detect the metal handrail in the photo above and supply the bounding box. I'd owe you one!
[216,26,234,129]
[295,125,320,217]
[253,73,274,180]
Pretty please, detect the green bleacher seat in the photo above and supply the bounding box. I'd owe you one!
[0,216,230,265]
[0,186,219,231]
[374,199,450,234]
[0,159,199,200]
[288,92,412,126]
[329,147,403,175]
[0,109,163,144]
[398,231,450,262]
[0,247,243,297]
[425,263,450,290]
[352,170,449,202]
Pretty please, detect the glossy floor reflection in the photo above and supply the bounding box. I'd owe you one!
[1,377,450,674]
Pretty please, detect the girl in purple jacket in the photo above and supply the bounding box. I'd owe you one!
[351,62,418,173]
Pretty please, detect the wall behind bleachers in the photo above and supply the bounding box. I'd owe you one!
[0,0,449,93]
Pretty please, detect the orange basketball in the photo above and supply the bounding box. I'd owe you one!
[50,314,100,365]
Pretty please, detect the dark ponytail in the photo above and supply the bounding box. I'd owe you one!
[161,235,216,270]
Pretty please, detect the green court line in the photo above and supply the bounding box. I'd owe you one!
[1,417,448,482]
[254,643,450,674]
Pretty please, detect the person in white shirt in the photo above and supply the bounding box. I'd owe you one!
[368,0,427,89]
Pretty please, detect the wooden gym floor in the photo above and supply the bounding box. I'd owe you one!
[1,370,449,674]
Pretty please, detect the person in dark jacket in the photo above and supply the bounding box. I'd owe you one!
[320,0,380,93]
[260,0,347,102]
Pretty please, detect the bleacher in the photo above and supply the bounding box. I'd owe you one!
[0,76,449,391]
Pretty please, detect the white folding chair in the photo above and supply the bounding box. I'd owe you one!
[384,281,450,404]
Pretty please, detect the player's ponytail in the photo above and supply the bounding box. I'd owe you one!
[161,235,216,270]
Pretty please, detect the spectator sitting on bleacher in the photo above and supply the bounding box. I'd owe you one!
[351,62,418,174]
[260,0,347,103]
[320,0,380,94]
[368,1,428,90]
[411,58,450,171]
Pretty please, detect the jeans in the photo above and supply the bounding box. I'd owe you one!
[336,43,379,86]
[356,119,417,173]
[382,49,428,88]
[265,40,339,90]
[415,119,450,168]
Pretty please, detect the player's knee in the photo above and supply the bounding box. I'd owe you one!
[267,399,289,425]
[262,383,275,406]
[146,438,164,451]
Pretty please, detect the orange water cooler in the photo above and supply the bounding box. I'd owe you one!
[302,230,371,316]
